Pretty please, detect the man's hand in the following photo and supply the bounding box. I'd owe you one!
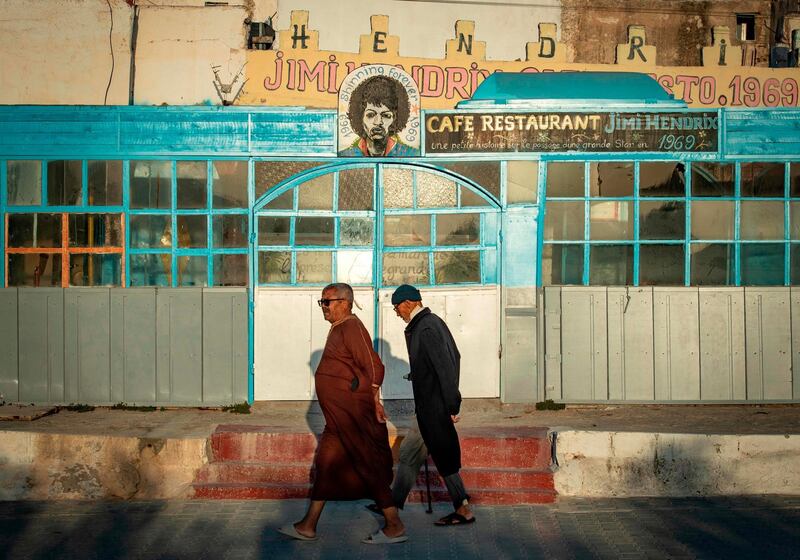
[373,385,387,424]
[451,415,460,424]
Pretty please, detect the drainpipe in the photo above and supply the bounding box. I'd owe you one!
[128,3,140,105]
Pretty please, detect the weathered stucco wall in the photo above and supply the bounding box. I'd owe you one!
[0,0,133,104]
[134,5,249,105]
[561,0,773,66]
[0,0,277,106]
[274,0,562,61]
[0,431,208,500]
[554,431,800,496]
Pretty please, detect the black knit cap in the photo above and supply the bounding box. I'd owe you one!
[391,284,421,305]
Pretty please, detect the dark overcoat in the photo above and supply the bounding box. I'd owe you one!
[404,307,463,477]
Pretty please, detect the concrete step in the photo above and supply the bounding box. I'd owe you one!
[192,482,556,504]
[209,425,551,470]
[196,425,555,504]
[195,462,554,491]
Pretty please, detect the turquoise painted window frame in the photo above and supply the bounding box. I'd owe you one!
[252,162,501,290]
[540,159,798,287]
[1,157,253,288]
[126,158,250,288]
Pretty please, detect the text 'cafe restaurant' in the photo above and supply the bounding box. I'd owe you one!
[1,69,799,408]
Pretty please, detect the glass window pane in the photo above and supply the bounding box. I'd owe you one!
[434,251,479,284]
[639,162,685,197]
[254,161,325,200]
[544,201,584,241]
[589,162,633,197]
[589,245,633,285]
[691,201,734,239]
[266,190,293,209]
[259,251,291,284]
[69,254,121,287]
[691,162,733,196]
[295,217,334,246]
[546,162,584,197]
[9,252,59,287]
[507,161,538,203]
[213,214,248,248]
[417,171,456,208]
[130,215,171,248]
[741,162,784,197]
[130,253,171,287]
[460,186,490,207]
[339,217,373,246]
[639,245,685,285]
[382,252,429,286]
[690,243,734,285]
[542,244,583,285]
[338,168,374,211]
[383,167,413,208]
[792,163,800,197]
[436,213,479,245]
[47,160,82,206]
[791,202,800,239]
[259,216,290,245]
[741,243,784,285]
[296,251,331,283]
[298,174,333,210]
[176,215,207,248]
[337,250,373,284]
[640,201,685,240]
[130,161,172,209]
[8,213,62,247]
[590,201,633,240]
[8,254,62,287]
[176,256,207,287]
[68,214,122,247]
[384,215,430,246]
[212,161,248,208]
[213,253,248,286]
[7,161,42,206]
[791,245,800,284]
[740,201,784,240]
[439,162,501,201]
[176,161,207,209]
[87,161,122,206]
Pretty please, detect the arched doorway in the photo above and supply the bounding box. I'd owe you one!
[252,163,501,400]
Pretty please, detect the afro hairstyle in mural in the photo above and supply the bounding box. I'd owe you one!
[346,75,411,139]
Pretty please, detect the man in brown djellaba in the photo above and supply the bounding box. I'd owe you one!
[278,283,407,545]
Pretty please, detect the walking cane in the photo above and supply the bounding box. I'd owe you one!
[424,456,433,514]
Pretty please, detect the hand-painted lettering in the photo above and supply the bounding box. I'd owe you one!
[373,31,387,53]
[539,37,555,58]
[458,34,473,55]
[628,36,647,62]
[292,24,310,49]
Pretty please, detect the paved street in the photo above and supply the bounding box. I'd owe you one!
[1,497,799,559]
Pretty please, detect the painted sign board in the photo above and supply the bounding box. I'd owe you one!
[337,64,421,156]
[244,12,800,111]
[424,111,719,154]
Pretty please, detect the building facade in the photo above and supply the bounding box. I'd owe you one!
[1,2,799,406]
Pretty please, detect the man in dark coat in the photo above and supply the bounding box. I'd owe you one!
[390,284,475,526]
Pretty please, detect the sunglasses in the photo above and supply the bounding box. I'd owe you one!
[317,298,346,307]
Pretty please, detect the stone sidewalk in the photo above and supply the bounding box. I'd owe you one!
[1,400,800,500]
[2,497,799,559]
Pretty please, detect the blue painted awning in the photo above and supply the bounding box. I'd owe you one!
[458,71,686,110]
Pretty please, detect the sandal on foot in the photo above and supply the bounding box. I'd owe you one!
[361,531,409,544]
[277,525,318,541]
[434,512,476,526]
